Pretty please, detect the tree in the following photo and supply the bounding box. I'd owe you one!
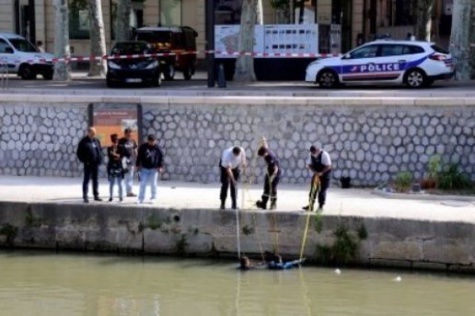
[470,0,475,78]
[116,0,132,42]
[415,0,435,41]
[234,0,259,82]
[450,0,472,80]
[88,0,107,76]
[53,0,71,81]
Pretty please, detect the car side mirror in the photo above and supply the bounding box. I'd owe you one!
[5,47,13,54]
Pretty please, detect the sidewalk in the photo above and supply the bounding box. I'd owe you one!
[1,175,474,223]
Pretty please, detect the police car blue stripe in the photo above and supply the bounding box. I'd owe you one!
[332,55,430,75]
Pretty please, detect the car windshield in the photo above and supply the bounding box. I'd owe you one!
[9,38,38,53]
[137,31,172,43]
[431,45,449,54]
[111,42,151,55]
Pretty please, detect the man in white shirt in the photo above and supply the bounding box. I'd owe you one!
[220,146,247,210]
[303,145,332,212]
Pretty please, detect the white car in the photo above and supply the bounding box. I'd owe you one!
[0,33,54,80]
[305,40,454,88]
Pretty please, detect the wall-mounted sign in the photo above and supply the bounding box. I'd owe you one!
[88,104,142,147]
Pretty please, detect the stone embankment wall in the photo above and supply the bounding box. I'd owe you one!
[0,202,474,272]
[1,96,475,186]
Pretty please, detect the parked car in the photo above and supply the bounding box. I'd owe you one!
[135,26,198,80]
[305,40,454,88]
[0,33,54,80]
[106,41,161,88]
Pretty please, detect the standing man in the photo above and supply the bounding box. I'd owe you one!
[219,146,247,210]
[135,135,164,204]
[255,143,281,210]
[77,127,103,203]
[303,145,332,212]
[118,128,138,197]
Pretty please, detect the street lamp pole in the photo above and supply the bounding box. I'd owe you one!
[205,0,215,87]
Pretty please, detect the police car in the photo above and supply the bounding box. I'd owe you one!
[305,40,454,88]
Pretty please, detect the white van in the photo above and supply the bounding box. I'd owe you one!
[0,33,54,80]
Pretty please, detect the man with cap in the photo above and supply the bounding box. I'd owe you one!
[76,127,104,203]
[303,145,332,212]
[255,142,281,210]
[118,128,138,197]
[135,135,164,204]
[219,146,247,210]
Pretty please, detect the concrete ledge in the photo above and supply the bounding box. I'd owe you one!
[1,201,474,273]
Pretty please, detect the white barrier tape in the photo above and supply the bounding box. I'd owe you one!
[5,50,340,65]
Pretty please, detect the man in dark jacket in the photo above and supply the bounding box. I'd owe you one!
[135,135,164,204]
[77,127,104,203]
[255,142,281,210]
[303,145,332,212]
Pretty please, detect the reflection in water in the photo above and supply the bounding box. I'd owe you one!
[1,251,475,316]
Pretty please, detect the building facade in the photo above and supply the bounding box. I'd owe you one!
[0,0,453,59]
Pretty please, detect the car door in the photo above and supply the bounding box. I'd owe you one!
[378,44,410,81]
[0,38,16,74]
[339,44,383,83]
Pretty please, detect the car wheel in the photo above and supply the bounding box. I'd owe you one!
[106,78,117,88]
[183,66,193,80]
[19,64,35,80]
[164,64,175,80]
[317,69,339,88]
[42,72,53,80]
[404,69,427,88]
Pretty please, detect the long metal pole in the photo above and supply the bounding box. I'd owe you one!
[205,0,215,87]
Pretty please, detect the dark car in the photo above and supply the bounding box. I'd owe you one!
[135,26,198,80]
[106,41,161,88]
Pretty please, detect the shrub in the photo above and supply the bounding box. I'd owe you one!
[438,163,473,190]
[394,171,412,192]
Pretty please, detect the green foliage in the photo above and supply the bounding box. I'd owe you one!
[428,155,441,179]
[242,225,254,236]
[331,224,358,264]
[175,235,188,255]
[438,163,473,190]
[0,224,18,246]
[147,214,162,230]
[357,223,368,240]
[394,171,413,192]
[25,210,42,227]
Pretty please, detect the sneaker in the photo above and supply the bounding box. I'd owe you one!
[220,202,225,210]
[83,198,89,203]
[119,197,123,202]
[269,203,276,210]
[108,197,113,202]
[136,200,144,205]
[127,193,137,197]
[316,206,323,212]
[150,198,156,204]
[302,205,314,212]
[94,197,103,202]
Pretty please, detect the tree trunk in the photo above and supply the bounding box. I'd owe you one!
[53,0,71,81]
[450,0,472,80]
[234,0,259,82]
[88,0,107,77]
[415,0,434,41]
[116,0,132,42]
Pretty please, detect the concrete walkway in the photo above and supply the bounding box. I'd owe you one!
[1,175,475,223]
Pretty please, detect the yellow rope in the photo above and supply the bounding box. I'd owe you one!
[299,175,320,261]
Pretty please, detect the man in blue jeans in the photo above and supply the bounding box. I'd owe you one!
[135,135,164,204]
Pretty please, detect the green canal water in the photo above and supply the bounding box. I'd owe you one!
[0,251,474,316]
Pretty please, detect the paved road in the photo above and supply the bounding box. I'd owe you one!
[1,175,475,223]
[1,71,475,97]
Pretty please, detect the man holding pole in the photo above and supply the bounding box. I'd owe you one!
[303,145,332,212]
[219,146,247,210]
